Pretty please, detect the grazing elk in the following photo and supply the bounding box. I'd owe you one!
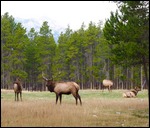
[13,78,22,101]
[42,73,82,105]
[102,79,113,92]
[122,86,141,98]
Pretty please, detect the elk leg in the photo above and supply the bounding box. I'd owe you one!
[15,92,16,101]
[56,94,59,104]
[72,93,78,105]
[20,92,22,101]
[59,94,62,104]
[77,93,82,105]
[108,86,110,92]
[17,93,19,101]
[78,94,82,105]
[75,97,78,105]
[74,95,78,105]
[110,86,112,92]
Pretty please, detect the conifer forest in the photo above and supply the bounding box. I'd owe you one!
[1,1,149,93]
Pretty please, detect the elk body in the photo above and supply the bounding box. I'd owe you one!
[13,78,22,101]
[122,86,141,98]
[42,73,82,105]
[102,79,113,92]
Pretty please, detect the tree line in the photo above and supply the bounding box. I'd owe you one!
[1,1,149,92]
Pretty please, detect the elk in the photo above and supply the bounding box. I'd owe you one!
[122,86,141,98]
[102,79,113,92]
[42,73,82,105]
[13,78,22,101]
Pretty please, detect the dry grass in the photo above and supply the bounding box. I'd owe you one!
[1,89,149,127]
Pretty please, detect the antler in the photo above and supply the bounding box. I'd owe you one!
[42,72,48,81]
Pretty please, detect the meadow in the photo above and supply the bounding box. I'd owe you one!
[1,89,149,127]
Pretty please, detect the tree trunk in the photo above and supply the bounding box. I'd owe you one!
[141,65,143,89]
[142,56,149,97]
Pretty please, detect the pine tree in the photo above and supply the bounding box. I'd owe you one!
[103,1,149,92]
[1,12,28,89]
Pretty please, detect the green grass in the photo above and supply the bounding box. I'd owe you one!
[132,108,149,118]
[80,89,148,100]
[1,89,149,127]
[1,89,148,101]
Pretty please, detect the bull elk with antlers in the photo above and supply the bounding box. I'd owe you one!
[42,72,82,105]
[122,86,141,98]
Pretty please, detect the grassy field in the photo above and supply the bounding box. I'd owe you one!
[1,89,149,127]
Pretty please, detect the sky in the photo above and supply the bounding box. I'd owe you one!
[1,1,118,40]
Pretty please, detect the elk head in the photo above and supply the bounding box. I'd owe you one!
[135,86,141,91]
[42,72,53,87]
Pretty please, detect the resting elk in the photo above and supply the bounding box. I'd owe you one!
[13,78,22,101]
[102,79,113,92]
[122,86,141,98]
[42,72,82,105]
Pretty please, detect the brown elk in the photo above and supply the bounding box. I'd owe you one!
[102,79,113,92]
[122,86,141,98]
[42,73,82,105]
[13,78,22,101]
